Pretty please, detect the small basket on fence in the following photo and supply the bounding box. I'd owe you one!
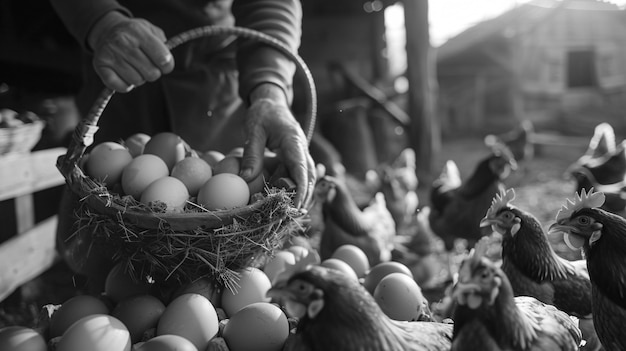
[56,26,317,289]
[0,117,45,155]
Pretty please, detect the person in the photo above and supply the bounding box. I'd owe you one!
[50,0,314,208]
[50,0,315,291]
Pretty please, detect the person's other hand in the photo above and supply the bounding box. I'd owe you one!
[241,85,315,209]
[87,11,175,92]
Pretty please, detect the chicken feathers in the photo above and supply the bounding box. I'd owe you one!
[379,147,419,235]
[567,123,626,215]
[480,188,592,317]
[550,188,626,351]
[428,145,517,251]
[268,265,453,351]
[451,238,582,351]
[311,175,396,266]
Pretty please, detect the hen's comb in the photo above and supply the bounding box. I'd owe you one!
[485,188,516,219]
[555,188,606,223]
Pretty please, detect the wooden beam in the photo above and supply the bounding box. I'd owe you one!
[403,0,440,185]
[0,215,59,303]
[0,147,67,202]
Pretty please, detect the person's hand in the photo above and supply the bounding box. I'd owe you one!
[240,84,316,210]
[87,11,175,92]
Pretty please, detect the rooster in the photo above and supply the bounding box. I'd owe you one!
[451,238,583,351]
[567,122,626,216]
[428,143,518,254]
[310,174,396,266]
[267,265,453,351]
[480,188,600,350]
[549,188,626,351]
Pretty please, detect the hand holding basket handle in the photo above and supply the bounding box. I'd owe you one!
[59,24,317,208]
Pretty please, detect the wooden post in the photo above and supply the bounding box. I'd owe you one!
[403,0,440,185]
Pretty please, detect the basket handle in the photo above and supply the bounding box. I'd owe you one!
[58,25,317,176]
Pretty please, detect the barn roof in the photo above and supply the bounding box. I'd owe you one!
[436,0,622,63]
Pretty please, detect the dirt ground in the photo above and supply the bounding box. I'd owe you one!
[0,135,593,329]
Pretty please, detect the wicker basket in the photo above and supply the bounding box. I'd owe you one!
[56,26,317,287]
[0,120,45,155]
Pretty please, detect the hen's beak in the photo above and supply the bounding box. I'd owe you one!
[266,282,293,301]
[548,223,587,250]
[479,216,494,228]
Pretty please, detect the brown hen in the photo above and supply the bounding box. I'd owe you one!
[267,265,453,351]
[428,143,517,252]
[567,123,626,216]
[310,175,396,266]
[480,188,599,350]
[451,238,583,351]
[550,188,626,351]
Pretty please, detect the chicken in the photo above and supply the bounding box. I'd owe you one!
[428,143,518,253]
[549,188,626,351]
[484,119,535,163]
[480,188,600,350]
[378,147,420,235]
[310,174,396,266]
[450,237,583,351]
[567,122,626,215]
[267,265,453,351]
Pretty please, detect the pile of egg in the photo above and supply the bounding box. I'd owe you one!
[81,132,280,212]
[0,244,425,351]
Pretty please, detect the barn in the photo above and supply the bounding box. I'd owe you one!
[437,0,626,136]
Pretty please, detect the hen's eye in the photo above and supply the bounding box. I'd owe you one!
[480,270,489,279]
[577,216,590,225]
[501,211,514,220]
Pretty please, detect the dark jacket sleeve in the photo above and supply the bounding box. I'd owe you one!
[231,0,303,104]
[49,0,132,49]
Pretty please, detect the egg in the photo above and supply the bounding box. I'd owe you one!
[331,244,371,278]
[143,132,186,171]
[171,157,213,197]
[201,150,225,168]
[171,277,221,307]
[134,334,198,351]
[157,293,219,351]
[320,258,359,282]
[222,302,289,351]
[221,267,272,317]
[263,250,296,285]
[140,176,189,212]
[363,261,413,295]
[0,326,47,351]
[57,314,131,351]
[373,272,425,321]
[212,155,241,175]
[196,173,250,210]
[86,142,133,185]
[50,295,110,338]
[104,262,153,303]
[121,154,169,199]
[111,294,166,344]
[124,133,151,157]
